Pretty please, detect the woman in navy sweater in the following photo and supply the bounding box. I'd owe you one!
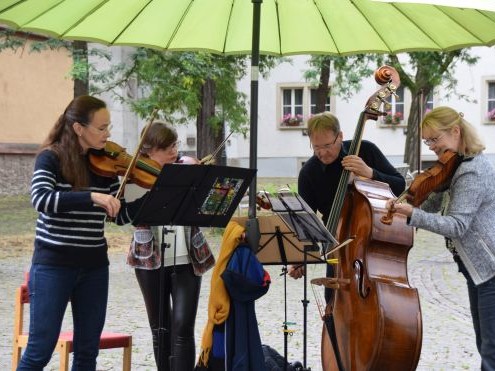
[18,96,143,371]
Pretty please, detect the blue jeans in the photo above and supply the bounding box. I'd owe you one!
[17,264,109,371]
[457,257,495,371]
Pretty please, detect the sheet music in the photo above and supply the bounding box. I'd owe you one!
[266,191,337,246]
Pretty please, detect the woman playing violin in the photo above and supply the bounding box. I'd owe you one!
[386,106,495,370]
[124,120,214,371]
[18,95,145,371]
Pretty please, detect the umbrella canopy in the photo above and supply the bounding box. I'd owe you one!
[375,0,495,12]
[1,0,495,56]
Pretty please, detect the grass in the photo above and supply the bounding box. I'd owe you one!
[0,177,297,237]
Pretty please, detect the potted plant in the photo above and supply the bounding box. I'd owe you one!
[487,108,495,122]
[281,113,303,126]
[384,111,403,125]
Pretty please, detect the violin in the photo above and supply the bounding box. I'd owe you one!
[381,150,462,225]
[89,141,161,189]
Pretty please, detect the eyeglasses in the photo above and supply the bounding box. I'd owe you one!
[423,133,445,146]
[168,141,181,150]
[311,134,339,152]
[85,124,113,134]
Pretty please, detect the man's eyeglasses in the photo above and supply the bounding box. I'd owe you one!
[311,135,339,152]
[423,133,444,146]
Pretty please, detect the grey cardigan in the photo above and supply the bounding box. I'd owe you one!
[409,153,495,285]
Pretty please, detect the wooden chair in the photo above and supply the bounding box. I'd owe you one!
[12,275,132,371]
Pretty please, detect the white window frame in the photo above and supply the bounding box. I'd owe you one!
[276,83,335,129]
[482,77,495,123]
[379,85,408,127]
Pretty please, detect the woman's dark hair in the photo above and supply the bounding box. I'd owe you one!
[140,121,178,155]
[41,95,107,189]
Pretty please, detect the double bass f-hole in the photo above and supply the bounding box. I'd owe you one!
[353,260,371,299]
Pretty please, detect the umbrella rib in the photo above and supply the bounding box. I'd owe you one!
[435,6,495,45]
[354,2,440,53]
[163,0,196,50]
[59,0,112,38]
[109,0,154,45]
[222,0,235,54]
[275,0,282,55]
[312,0,340,55]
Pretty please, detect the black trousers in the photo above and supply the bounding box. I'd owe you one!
[135,264,201,371]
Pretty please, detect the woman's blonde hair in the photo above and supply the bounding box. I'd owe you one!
[307,112,340,137]
[421,106,485,156]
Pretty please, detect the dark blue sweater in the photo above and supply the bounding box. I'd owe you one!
[298,140,405,224]
[30,149,143,268]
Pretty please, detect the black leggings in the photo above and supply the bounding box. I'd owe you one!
[135,264,201,371]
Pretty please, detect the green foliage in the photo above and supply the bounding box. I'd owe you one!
[304,55,382,101]
[89,49,256,134]
[388,50,479,102]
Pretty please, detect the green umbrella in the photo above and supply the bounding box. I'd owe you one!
[2,1,494,369]
[1,0,494,55]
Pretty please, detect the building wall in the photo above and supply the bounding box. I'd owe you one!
[0,39,73,195]
[0,40,73,144]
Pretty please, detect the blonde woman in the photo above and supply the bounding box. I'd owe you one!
[387,106,495,369]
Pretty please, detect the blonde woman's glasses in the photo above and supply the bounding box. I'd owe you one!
[423,133,445,146]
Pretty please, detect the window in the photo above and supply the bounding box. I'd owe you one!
[310,89,331,114]
[382,85,405,126]
[393,85,405,117]
[482,78,495,122]
[425,90,434,112]
[277,83,335,129]
[488,81,495,112]
[282,88,303,116]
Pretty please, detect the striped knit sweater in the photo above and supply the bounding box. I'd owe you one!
[30,149,143,268]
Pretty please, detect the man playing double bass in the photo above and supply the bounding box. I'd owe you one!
[288,111,405,302]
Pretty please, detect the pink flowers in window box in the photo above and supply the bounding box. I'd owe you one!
[384,111,403,125]
[487,108,495,121]
[281,113,303,126]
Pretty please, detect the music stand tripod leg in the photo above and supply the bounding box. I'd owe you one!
[274,227,290,371]
[157,227,175,371]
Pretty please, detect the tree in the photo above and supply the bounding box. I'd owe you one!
[387,51,478,171]
[91,48,280,165]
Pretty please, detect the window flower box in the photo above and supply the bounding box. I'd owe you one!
[281,114,303,127]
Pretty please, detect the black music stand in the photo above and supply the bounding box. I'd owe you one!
[132,164,255,371]
[269,192,336,371]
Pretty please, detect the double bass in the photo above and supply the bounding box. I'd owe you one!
[319,66,422,370]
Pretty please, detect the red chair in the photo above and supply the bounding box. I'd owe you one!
[12,274,132,371]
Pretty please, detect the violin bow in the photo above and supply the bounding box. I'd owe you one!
[200,131,233,165]
[114,108,159,200]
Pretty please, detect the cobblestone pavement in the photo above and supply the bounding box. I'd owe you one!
[0,228,480,370]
